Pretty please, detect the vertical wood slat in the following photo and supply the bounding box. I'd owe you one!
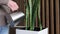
[50,0,54,34]
[45,0,49,34]
[41,0,46,28]
[59,0,60,34]
[55,0,59,34]
[46,0,49,28]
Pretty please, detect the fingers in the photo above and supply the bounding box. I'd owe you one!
[7,0,19,11]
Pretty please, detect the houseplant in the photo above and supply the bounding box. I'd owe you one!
[25,0,42,31]
[16,0,48,34]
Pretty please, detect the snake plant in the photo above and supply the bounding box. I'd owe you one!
[25,0,42,31]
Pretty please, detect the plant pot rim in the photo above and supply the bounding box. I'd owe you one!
[16,28,48,32]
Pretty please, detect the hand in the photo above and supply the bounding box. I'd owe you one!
[7,0,19,11]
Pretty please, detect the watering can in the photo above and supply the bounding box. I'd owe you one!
[8,12,25,27]
[2,5,25,27]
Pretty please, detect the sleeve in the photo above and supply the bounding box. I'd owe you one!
[0,0,9,5]
[1,5,12,13]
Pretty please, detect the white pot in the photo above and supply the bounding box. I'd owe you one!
[16,28,48,34]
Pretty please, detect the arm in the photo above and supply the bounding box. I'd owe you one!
[0,0,9,5]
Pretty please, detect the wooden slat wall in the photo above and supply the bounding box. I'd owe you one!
[41,0,60,34]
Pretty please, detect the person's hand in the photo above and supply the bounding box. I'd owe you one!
[7,0,19,11]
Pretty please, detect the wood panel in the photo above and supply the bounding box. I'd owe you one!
[41,0,60,34]
[55,0,59,34]
[41,0,46,28]
[45,0,49,34]
[46,0,49,28]
[49,0,54,34]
